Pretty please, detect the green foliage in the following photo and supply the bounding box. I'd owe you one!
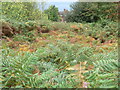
[35,41,95,69]
[2,40,118,88]
[65,2,99,23]
[82,20,118,42]
[1,18,118,44]
[1,46,80,88]
[45,5,59,21]
[97,2,118,21]
[13,31,37,42]
[2,2,47,21]
[1,3,118,87]
[84,51,118,88]
[65,2,118,23]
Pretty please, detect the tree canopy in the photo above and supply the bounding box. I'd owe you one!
[44,5,59,21]
[65,2,118,23]
[2,1,47,21]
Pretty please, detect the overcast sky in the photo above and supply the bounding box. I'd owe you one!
[46,2,74,11]
[45,0,78,2]
[45,0,78,11]
[37,0,78,11]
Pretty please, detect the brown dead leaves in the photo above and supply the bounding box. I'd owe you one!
[32,66,41,75]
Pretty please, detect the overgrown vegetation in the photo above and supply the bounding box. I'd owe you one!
[2,2,46,21]
[45,5,59,21]
[65,2,118,23]
[1,1,119,88]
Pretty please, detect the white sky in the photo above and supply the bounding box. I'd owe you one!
[39,0,119,2]
[2,0,78,2]
[45,0,78,2]
[2,0,119,2]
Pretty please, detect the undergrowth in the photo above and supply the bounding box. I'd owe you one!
[1,18,118,88]
[1,41,118,88]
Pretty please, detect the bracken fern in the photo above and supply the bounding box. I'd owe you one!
[84,51,118,88]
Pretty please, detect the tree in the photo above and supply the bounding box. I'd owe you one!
[2,1,46,21]
[65,2,118,23]
[97,2,118,21]
[65,2,99,23]
[45,5,59,21]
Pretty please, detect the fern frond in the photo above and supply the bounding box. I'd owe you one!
[93,59,118,72]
